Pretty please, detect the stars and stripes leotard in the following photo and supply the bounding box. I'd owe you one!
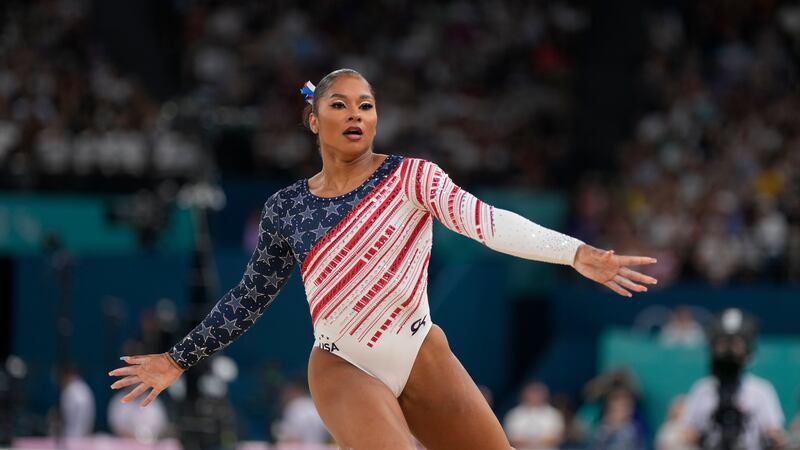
[169,155,583,396]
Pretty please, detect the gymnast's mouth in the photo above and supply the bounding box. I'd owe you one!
[343,126,363,141]
[343,126,363,136]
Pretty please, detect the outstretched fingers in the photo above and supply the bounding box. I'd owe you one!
[604,280,632,298]
[109,366,138,377]
[109,355,153,377]
[111,375,141,390]
[613,255,657,267]
[620,267,657,285]
[141,388,162,408]
[613,275,647,293]
[580,248,657,298]
[122,382,150,403]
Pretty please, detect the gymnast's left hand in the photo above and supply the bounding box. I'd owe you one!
[109,353,184,407]
[572,244,657,297]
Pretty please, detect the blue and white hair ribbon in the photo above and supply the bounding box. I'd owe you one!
[300,81,316,105]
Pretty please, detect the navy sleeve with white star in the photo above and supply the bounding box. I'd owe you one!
[168,195,296,370]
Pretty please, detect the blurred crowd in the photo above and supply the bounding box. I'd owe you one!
[177,0,588,185]
[0,0,588,192]
[2,0,796,284]
[571,2,800,285]
[0,0,205,192]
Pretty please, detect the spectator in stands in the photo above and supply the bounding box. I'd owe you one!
[583,367,641,404]
[656,396,696,450]
[588,389,645,450]
[56,363,95,438]
[660,306,705,347]
[503,381,564,450]
[552,392,589,447]
[271,378,329,444]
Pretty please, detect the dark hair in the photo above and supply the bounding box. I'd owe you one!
[302,68,375,131]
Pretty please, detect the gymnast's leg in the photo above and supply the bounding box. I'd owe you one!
[398,325,513,450]
[308,347,417,450]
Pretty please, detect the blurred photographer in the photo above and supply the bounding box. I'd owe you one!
[681,309,785,450]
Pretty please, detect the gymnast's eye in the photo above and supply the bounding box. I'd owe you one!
[359,103,374,110]
[331,101,346,109]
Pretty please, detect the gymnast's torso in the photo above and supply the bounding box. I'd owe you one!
[169,154,581,396]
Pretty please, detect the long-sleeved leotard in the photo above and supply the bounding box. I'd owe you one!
[169,155,583,394]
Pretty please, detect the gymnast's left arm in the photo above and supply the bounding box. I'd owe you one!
[408,159,657,297]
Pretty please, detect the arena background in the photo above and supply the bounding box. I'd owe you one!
[0,0,798,449]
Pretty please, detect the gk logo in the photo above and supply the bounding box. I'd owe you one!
[411,315,428,336]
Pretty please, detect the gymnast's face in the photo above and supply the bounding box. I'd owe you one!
[308,76,377,158]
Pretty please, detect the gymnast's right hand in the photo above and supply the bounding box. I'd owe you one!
[109,353,184,407]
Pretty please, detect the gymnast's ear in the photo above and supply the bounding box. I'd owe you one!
[302,103,319,135]
[308,112,319,135]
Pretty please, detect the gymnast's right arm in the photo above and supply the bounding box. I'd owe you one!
[168,197,296,369]
[109,196,296,406]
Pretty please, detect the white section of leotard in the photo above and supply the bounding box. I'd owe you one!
[486,208,583,266]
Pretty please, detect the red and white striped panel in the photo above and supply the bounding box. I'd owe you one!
[404,158,495,244]
[300,158,494,348]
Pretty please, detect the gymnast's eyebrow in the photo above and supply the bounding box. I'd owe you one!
[329,93,374,100]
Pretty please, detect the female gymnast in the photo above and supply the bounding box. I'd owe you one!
[109,68,657,450]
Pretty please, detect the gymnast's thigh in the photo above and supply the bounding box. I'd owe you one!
[398,325,512,450]
[307,347,417,450]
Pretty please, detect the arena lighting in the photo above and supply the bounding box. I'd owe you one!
[6,355,27,379]
[167,377,187,401]
[211,356,239,383]
[198,374,227,398]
